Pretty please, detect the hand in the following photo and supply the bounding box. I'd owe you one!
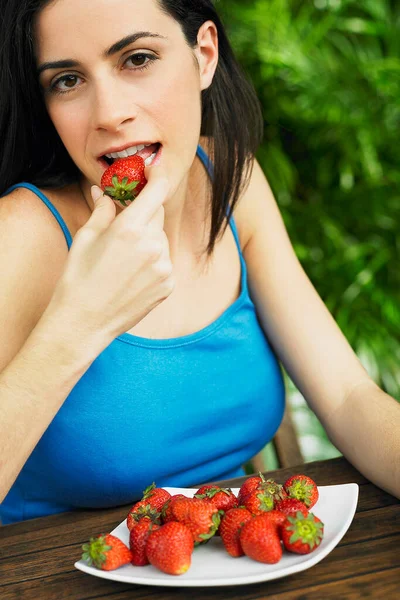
[49,162,175,343]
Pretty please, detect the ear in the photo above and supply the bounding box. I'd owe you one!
[194,21,219,91]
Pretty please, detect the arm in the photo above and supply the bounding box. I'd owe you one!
[235,158,400,498]
[325,380,400,497]
[0,312,102,503]
[0,190,103,502]
[0,167,174,502]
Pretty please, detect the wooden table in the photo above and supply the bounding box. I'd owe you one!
[1,457,399,599]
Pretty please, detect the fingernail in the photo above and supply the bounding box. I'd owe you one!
[91,185,103,203]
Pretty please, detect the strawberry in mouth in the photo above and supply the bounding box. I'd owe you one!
[100,143,162,205]
[101,143,161,167]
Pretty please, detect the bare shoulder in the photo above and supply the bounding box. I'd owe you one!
[1,182,89,238]
[0,186,70,369]
[232,155,276,251]
[0,185,71,259]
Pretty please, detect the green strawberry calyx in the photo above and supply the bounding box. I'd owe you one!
[286,478,315,507]
[104,175,140,205]
[195,487,232,500]
[82,534,111,568]
[130,503,161,524]
[196,511,223,545]
[257,491,275,511]
[142,482,157,499]
[255,472,285,499]
[262,478,286,502]
[286,512,324,549]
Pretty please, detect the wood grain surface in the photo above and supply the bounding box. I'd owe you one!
[1,457,399,600]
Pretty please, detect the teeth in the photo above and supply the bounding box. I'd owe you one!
[144,152,157,166]
[105,143,155,160]
[127,144,144,156]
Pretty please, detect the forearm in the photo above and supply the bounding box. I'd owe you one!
[323,381,400,499]
[0,311,105,503]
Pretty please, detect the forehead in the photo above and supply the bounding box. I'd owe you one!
[35,0,176,58]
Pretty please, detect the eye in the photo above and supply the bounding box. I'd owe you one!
[46,52,157,96]
[124,52,157,72]
[49,74,83,95]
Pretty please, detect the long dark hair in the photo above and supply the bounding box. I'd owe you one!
[0,0,264,254]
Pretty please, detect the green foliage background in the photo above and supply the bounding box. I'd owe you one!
[216,0,400,460]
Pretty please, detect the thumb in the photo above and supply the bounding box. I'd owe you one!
[86,185,116,231]
[91,185,106,206]
[143,160,168,187]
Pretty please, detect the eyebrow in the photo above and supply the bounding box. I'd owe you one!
[37,31,167,76]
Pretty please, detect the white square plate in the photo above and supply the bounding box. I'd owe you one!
[74,483,359,587]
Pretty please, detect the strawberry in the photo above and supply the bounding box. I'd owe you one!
[237,473,286,506]
[237,474,264,505]
[146,521,194,575]
[101,154,147,205]
[257,509,287,536]
[81,533,132,571]
[281,512,324,554]
[284,474,319,509]
[126,500,161,531]
[275,498,309,517]
[261,478,288,503]
[129,518,160,566]
[219,507,253,557]
[240,515,283,564]
[169,496,221,544]
[142,483,171,512]
[161,493,187,523]
[195,485,238,512]
[242,488,275,515]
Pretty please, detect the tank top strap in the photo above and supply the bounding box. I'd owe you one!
[226,211,243,257]
[2,182,73,249]
[196,143,215,180]
[196,144,244,260]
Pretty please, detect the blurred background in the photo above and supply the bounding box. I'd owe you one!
[217,0,400,467]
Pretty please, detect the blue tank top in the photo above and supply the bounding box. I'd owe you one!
[0,145,285,524]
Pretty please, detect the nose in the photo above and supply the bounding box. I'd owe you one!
[91,77,138,131]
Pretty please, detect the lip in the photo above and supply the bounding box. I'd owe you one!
[96,141,160,159]
[152,143,163,167]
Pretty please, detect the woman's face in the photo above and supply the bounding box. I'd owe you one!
[35,0,218,195]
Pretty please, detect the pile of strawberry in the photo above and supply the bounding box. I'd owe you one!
[81,473,324,576]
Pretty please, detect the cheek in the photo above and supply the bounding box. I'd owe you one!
[47,102,87,156]
[152,59,202,133]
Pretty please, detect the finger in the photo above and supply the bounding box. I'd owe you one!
[146,205,165,235]
[159,230,172,262]
[119,162,171,227]
[84,186,116,233]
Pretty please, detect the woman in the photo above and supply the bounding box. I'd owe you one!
[0,0,399,524]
